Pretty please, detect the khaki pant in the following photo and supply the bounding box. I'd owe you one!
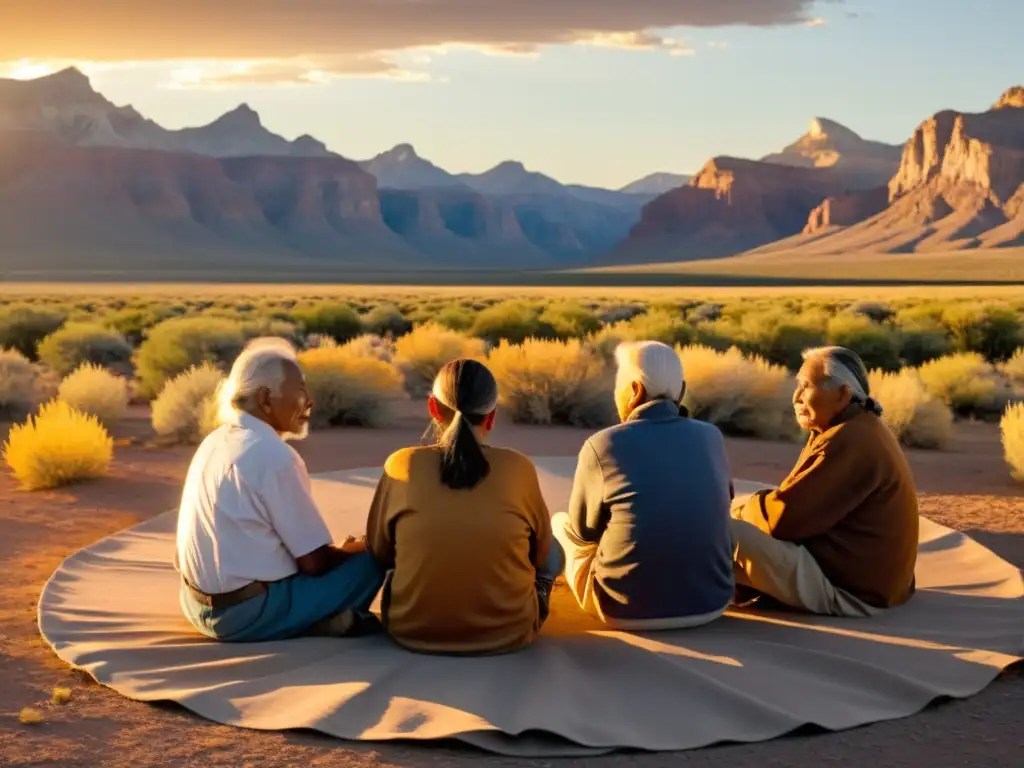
[729,510,879,618]
[551,512,727,630]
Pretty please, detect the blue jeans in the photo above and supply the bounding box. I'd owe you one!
[535,537,566,621]
[180,552,385,642]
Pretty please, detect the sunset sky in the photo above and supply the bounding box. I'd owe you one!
[3,0,1020,188]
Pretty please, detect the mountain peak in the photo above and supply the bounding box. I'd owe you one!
[11,66,102,102]
[994,86,1024,110]
[493,160,527,173]
[383,143,420,162]
[807,117,863,142]
[214,103,262,128]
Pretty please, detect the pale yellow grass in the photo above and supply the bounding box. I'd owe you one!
[298,346,405,428]
[677,345,797,440]
[151,363,223,444]
[58,363,129,426]
[487,338,614,426]
[868,369,953,450]
[1000,403,1024,480]
[393,323,486,396]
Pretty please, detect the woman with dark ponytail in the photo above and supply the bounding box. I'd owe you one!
[365,359,564,655]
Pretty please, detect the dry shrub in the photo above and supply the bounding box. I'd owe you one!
[298,346,405,427]
[918,353,1008,417]
[361,303,412,337]
[609,309,694,347]
[868,369,953,450]
[826,313,901,372]
[3,400,113,490]
[538,301,601,340]
[291,301,362,342]
[0,305,66,359]
[486,339,614,427]
[677,345,797,440]
[135,317,245,399]
[341,334,395,363]
[470,300,550,344]
[151,363,223,444]
[37,322,133,376]
[0,348,43,422]
[1001,347,1024,388]
[394,323,486,396]
[1000,403,1024,480]
[58,363,129,427]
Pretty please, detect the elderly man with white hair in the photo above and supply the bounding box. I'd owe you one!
[175,338,384,641]
[551,340,734,629]
[731,346,919,616]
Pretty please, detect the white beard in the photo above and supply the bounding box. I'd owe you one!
[282,421,310,442]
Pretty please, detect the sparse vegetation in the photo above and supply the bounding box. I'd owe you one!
[470,300,551,344]
[37,322,133,376]
[0,349,43,422]
[677,345,797,440]
[298,346,405,427]
[487,338,614,426]
[868,369,953,450]
[918,353,1008,418]
[0,305,66,359]
[394,324,487,396]
[3,400,113,490]
[58,363,130,427]
[4,288,1024,450]
[361,303,412,337]
[1001,403,1024,480]
[291,301,363,342]
[135,317,246,399]
[150,363,223,444]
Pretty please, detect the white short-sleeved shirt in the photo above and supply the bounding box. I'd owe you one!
[175,412,332,594]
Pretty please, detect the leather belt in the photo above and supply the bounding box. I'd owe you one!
[182,578,267,610]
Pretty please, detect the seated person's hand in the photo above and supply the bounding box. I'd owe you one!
[340,535,368,554]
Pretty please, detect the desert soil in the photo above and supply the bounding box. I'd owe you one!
[0,406,1021,767]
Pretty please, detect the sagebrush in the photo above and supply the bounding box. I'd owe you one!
[135,317,245,399]
[868,369,953,450]
[1000,403,1024,480]
[0,348,42,422]
[298,346,405,427]
[394,324,487,396]
[58,363,130,426]
[487,338,614,427]
[37,322,133,376]
[3,400,113,490]
[677,345,797,440]
[151,363,223,444]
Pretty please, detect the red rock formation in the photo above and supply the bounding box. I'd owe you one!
[605,157,848,263]
[786,86,1024,255]
[803,186,889,234]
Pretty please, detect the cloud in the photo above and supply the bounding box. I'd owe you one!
[803,17,829,27]
[168,55,429,88]
[2,1,829,62]
[576,31,695,57]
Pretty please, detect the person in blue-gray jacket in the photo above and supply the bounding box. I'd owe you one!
[552,340,735,629]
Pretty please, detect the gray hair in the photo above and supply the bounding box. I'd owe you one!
[802,346,884,416]
[216,337,299,425]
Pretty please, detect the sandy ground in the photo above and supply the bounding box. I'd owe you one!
[0,405,1021,768]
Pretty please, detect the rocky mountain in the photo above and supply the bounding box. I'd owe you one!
[359,144,462,189]
[619,172,692,196]
[762,85,1024,256]
[761,117,902,189]
[604,157,847,263]
[0,67,333,159]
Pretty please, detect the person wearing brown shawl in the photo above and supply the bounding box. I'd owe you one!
[731,346,919,616]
